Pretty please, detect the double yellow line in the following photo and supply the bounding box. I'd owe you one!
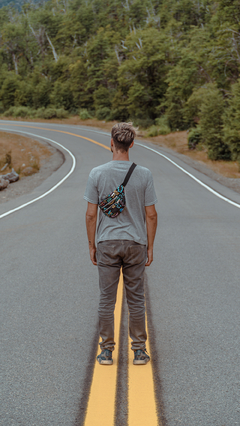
[84,274,124,425]
[84,273,159,426]
[0,123,160,425]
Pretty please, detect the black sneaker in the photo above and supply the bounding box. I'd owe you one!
[133,349,150,365]
[97,349,113,365]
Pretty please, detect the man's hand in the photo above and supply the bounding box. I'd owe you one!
[89,246,97,265]
[145,248,153,267]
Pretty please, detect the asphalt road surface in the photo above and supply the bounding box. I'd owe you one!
[1,121,240,426]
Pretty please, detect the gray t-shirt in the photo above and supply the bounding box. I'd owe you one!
[84,160,157,245]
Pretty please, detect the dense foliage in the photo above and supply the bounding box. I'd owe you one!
[1,0,240,162]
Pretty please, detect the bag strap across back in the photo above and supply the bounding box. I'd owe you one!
[121,162,137,187]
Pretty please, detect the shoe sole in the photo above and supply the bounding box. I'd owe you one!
[133,358,150,365]
[98,359,113,365]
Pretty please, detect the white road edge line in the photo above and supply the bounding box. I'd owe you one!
[136,143,240,210]
[1,125,240,212]
[0,130,76,220]
[35,123,240,210]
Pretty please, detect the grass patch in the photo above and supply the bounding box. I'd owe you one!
[0,132,52,179]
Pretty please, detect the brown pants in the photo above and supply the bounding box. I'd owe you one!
[96,240,147,352]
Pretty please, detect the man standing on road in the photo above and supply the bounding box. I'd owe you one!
[84,123,158,365]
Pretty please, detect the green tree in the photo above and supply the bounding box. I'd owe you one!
[199,83,231,160]
[14,81,33,107]
[163,56,199,129]
[0,73,20,109]
[118,27,169,123]
[32,78,52,109]
[223,80,240,164]
[94,85,111,119]
[0,0,240,165]
[110,89,129,121]
[51,80,73,110]
[69,58,92,109]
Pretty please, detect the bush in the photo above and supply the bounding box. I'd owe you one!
[146,116,171,137]
[96,107,111,121]
[155,115,171,135]
[155,115,168,127]
[12,106,31,117]
[223,79,240,163]
[34,107,68,119]
[158,125,171,135]
[56,108,68,119]
[28,109,37,118]
[33,107,45,118]
[3,106,68,119]
[199,84,231,160]
[4,106,30,117]
[134,117,154,129]
[69,107,79,115]
[4,106,16,116]
[79,109,92,120]
[147,125,159,137]
[188,127,202,150]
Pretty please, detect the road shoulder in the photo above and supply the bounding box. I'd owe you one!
[136,136,240,195]
[0,133,64,205]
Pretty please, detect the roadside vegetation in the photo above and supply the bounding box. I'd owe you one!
[0,132,52,178]
[148,131,240,179]
[0,0,240,170]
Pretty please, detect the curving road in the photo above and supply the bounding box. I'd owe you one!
[1,121,240,426]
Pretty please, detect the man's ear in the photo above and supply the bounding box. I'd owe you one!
[111,138,114,150]
[129,140,134,149]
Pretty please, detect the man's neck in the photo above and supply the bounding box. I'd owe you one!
[112,151,130,161]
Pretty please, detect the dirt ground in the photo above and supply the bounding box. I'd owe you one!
[0,132,64,204]
[0,132,52,178]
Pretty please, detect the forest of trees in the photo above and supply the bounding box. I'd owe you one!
[1,0,240,163]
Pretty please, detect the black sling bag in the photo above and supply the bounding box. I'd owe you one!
[98,162,137,218]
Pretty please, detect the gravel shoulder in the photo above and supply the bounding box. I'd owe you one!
[159,143,240,194]
[0,135,64,204]
[141,139,240,195]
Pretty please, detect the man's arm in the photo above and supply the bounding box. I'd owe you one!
[145,204,158,266]
[86,202,98,265]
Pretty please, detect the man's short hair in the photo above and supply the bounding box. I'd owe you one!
[111,122,136,152]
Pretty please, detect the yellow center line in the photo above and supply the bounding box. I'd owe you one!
[128,311,160,426]
[0,123,110,151]
[0,122,161,425]
[84,273,124,426]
